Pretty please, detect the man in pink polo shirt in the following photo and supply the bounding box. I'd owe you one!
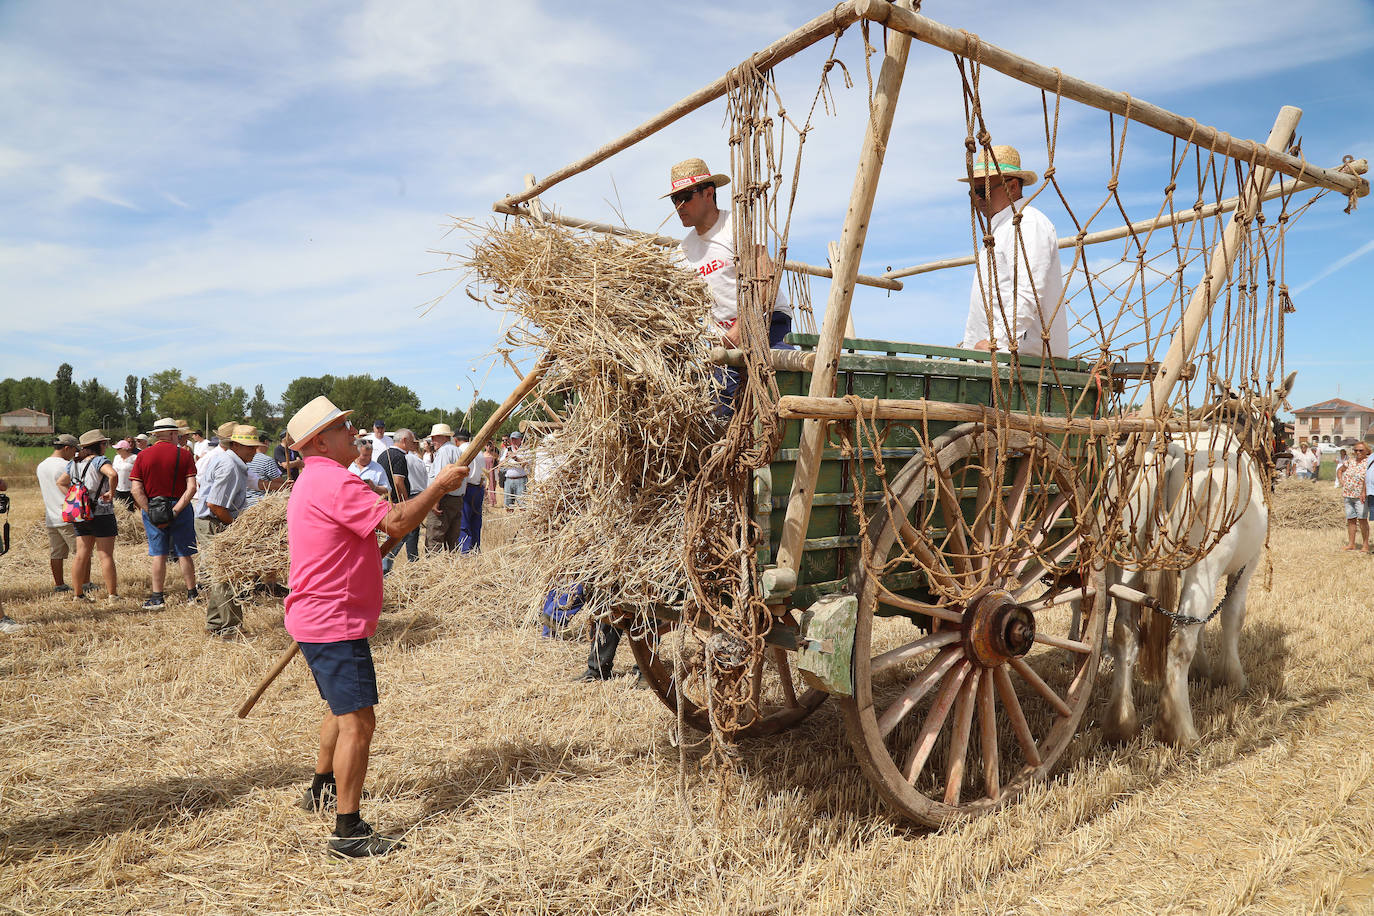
[284,395,468,858]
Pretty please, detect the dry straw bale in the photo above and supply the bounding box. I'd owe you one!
[1269,477,1344,528]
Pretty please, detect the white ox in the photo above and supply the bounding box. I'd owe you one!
[1104,424,1269,746]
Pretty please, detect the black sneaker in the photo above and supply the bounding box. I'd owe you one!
[327,820,404,859]
[52,584,72,594]
[142,593,165,611]
[81,583,99,595]
[297,783,337,813]
[186,586,201,603]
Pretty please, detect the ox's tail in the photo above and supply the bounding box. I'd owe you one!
[1137,567,1178,683]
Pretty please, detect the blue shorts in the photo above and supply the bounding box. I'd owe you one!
[1345,496,1369,520]
[142,507,197,558]
[298,638,379,716]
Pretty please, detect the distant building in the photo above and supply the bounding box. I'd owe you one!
[1292,398,1374,446]
[0,407,54,435]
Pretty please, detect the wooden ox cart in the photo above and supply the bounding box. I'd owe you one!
[493,0,1368,825]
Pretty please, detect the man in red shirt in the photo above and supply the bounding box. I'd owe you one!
[284,396,468,858]
[130,417,199,610]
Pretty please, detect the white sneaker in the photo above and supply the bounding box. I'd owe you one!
[0,616,25,634]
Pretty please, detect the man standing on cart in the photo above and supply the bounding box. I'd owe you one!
[959,144,1069,358]
[668,157,794,365]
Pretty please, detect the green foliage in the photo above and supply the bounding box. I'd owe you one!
[52,363,78,432]
[2,366,524,446]
[280,375,336,422]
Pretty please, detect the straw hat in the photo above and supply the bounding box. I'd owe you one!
[286,395,354,450]
[659,157,730,199]
[216,421,237,439]
[151,418,181,432]
[957,144,1038,187]
[227,424,260,446]
[77,430,108,448]
[429,423,454,439]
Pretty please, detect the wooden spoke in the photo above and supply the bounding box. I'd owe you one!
[997,450,1034,547]
[1027,586,1095,610]
[971,465,995,573]
[903,659,971,785]
[1032,630,1093,654]
[871,630,961,674]
[1011,534,1082,598]
[976,670,1001,801]
[942,669,981,806]
[875,583,964,625]
[992,664,1042,767]
[894,514,960,595]
[933,469,973,577]
[877,646,961,739]
[770,646,799,708]
[1009,656,1074,718]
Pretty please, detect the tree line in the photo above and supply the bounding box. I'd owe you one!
[0,364,520,443]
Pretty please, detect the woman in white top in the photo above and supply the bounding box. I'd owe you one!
[1335,448,1348,489]
[112,439,137,511]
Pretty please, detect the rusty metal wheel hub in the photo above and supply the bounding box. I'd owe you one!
[962,589,1036,668]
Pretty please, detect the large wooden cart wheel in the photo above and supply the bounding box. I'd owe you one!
[841,422,1108,825]
[629,617,827,739]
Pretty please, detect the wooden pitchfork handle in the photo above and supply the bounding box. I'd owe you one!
[235,353,554,718]
[236,641,299,718]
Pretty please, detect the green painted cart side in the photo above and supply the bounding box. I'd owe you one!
[764,335,1098,609]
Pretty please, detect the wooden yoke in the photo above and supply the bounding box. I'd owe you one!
[773,0,915,586]
[1140,107,1302,424]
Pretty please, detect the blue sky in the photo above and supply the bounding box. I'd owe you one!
[2,0,1372,417]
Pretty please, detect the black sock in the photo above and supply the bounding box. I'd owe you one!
[335,811,363,836]
[311,772,335,794]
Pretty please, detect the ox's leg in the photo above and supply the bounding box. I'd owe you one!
[1217,564,1256,690]
[1105,569,1142,744]
[1157,571,1211,746]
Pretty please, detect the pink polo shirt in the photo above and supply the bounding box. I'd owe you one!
[284,456,392,643]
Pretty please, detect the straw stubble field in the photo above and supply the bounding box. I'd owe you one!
[1,478,1372,914]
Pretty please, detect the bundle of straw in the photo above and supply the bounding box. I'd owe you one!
[196,492,292,593]
[1269,478,1344,529]
[461,221,729,628]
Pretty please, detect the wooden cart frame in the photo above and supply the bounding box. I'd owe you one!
[492,1,1369,824]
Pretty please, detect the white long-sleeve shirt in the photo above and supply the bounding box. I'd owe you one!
[962,203,1069,357]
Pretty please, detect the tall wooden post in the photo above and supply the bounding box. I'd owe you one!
[1141,106,1302,421]
[774,0,915,582]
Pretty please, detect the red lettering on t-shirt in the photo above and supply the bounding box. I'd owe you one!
[697,259,726,277]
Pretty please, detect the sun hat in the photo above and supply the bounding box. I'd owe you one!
[957,144,1039,187]
[114,439,132,450]
[216,421,237,439]
[78,429,109,448]
[151,418,181,432]
[54,433,80,448]
[660,157,730,199]
[228,424,260,446]
[429,423,454,438]
[135,433,148,441]
[286,395,354,450]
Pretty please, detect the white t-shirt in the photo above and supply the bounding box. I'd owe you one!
[35,455,71,527]
[500,445,528,479]
[962,203,1069,357]
[429,441,468,496]
[677,208,791,337]
[369,432,394,451]
[1295,450,1319,474]
[113,454,136,491]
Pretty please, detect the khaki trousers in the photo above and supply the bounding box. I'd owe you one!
[193,516,243,631]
